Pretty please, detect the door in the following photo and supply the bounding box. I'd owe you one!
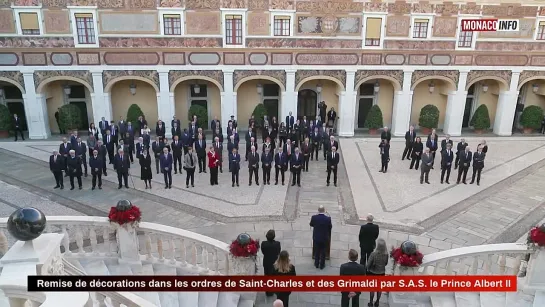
[462,97,473,128]
[263,99,279,120]
[190,100,208,129]
[69,101,89,130]
[6,102,27,131]
[357,98,373,128]
[297,90,317,120]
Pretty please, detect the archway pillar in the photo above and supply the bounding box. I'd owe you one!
[23,73,50,139]
[339,70,356,137]
[222,70,235,134]
[494,72,520,136]
[158,71,174,138]
[91,72,110,134]
[281,70,297,123]
[392,71,414,136]
[443,71,469,137]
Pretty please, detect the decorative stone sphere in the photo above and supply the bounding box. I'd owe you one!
[401,240,417,255]
[116,200,133,212]
[7,208,47,241]
[237,233,251,245]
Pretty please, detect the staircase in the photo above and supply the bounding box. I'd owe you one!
[64,258,254,307]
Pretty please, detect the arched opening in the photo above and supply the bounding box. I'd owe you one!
[513,79,545,132]
[463,79,505,129]
[296,78,342,129]
[410,78,456,130]
[41,80,93,133]
[0,81,27,132]
[172,79,221,130]
[298,89,317,120]
[110,80,158,127]
[462,84,476,128]
[236,78,282,129]
[354,79,396,129]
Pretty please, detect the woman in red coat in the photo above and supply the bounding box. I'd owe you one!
[207,146,220,185]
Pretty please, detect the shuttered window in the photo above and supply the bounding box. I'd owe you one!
[163,14,181,35]
[75,13,95,44]
[19,13,40,35]
[274,16,290,36]
[365,18,382,46]
[225,15,243,45]
[413,19,429,38]
[538,21,545,40]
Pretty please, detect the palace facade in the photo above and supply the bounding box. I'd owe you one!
[1,0,545,138]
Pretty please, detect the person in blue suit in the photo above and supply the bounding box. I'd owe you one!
[310,205,332,269]
[229,148,241,187]
[160,147,173,189]
[290,147,303,187]
[274,148,287,185]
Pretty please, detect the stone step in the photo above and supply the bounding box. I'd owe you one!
[430,293,456,307]
[455,292,480,307]
[178,292,200,307]
[198,292,219,307]
[237,299,254,307]
[506,291,535,307]
[153,264,180,307]
[65,258,86,273]
[533,290,545,307]
[217,292,240,307]
[104,261,133,276]
[0,290,9,307]
[480,292,505,307]
[133,264,163,307]
[79,259,110,276]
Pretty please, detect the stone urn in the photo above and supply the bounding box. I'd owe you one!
[393,263,419,275]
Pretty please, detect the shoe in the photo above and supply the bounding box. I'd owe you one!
[374,301,380,307]
[99,186,102,189]
[420,181,423,184]
[456,181,460,184]
[291,183,295,186]
[249,183,252,186]
[463,181,467,184]
[79,186,82,190]
[165,186,168,189]
[104,173,107,176]
[186,185,189,188]
[192,184,195,187]
[368,303,373,307]
[60,186,64,189]
[54,185,59,189]
[282,182,285,185]
[256,182,259,186]
[199,171,202,173]
[169,185,172,189]
[477,182,480,186]
[426,181,430,184]
[236,183,239,187]
[204,171,207,173]
[470,181,474,184]
[446,181,450,184]
[379,170,383,173]
[298,184,301,187]
[327,183,330,186]
[334,183,337,187]
[441,181,443,184]
[92,187,95,190]
[125,185,129,189]
[232,183,235,187]
[384,170,387,173]
[174,171,177,174]
[118,186,122,189]
[275,182,278,185]
[70,187,74,190]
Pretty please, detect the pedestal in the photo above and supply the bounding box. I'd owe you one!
[393,264,418,275]
[312,238,331,260]
[230,255,257,275]
[115,224,140,262]
[525,248,545,290]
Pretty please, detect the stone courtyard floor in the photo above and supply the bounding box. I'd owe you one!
[1,135,545,307]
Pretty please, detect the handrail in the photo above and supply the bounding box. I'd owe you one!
[421,243,531,265]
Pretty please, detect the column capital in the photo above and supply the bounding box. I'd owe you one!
[345,69,357,74]
[22,72,34,77]
[223,69,234,74]
[458,70,470,74]
[157,70,170,75]
[285,69,297,74]
[403,70,414,74]
[90,70,104,75]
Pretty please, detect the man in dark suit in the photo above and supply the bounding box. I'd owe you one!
[285,111,295,133]
[49,150,64,189]
[126,122,135,138]
[156,120,166,138]
[55,109,64,134]
[188,119,198,142]
[181,129,191,155]
[455,138,468,169]
[210,116,221,133]
[66,150,83,190]
[99,117,109,139]
[104,130,115,164]
[380,126,391,142]
[420,148,433,184]
[229,148,241,187]
[358,214,379,267]
[118,117,127,136]
[261,148,273,185]
[96,140,108,176]
[440,134,453,167]
[426,131,439,168]
[70,131,78,149]
[74,137,88,177]
[212,136,224,173]
[171,122,182,139]
[247,145,260,186]
[59,137,71,176]
[440,143,454,184]
[402,125,416,160]
[113,148,130,189]
[142,130,151,148]
[246,136,256,161]
[13,114,24,141]
[327,146,340,186]
[301,116,310,139]
[340,249,367,307]
[195,134,207,173]
[152,136,163,174]
[290,147,303,187]
[326,135,339,156]
[457,146,472,184]
[310,205,332,269]
[89,149,103,190]
[274,149,287,185]
[229,115,237,129]
[470,146,486,186]
[171,115,181,129]
[109,121,118,144]
[171,135,183,174]
[160,147,173,189]
[379,139,390,173]
[311,128,321,161]
[135,137,146,160]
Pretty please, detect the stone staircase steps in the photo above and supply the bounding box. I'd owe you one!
[480,292,505,307]
[533,291,545,307]
[133,264,163,307]
[0,291,8,306]
[178,292,199,307]
[153,264,179,307]
[104,260,133,276]
[198,292,219,307]
[454,292,480,307]
[80,259,111,276]
[236,299,254,307]
[430,293,456,307]
[506,291,535,307]
[217,292,240,307]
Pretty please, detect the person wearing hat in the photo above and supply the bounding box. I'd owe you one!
[229,115,237,129]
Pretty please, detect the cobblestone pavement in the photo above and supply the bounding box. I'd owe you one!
[2,137,545,307]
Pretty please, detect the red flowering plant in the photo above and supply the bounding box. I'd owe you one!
[527,224,545,247]
[108,200,142,226]
[229,233,260,259]
[391,241,424,267]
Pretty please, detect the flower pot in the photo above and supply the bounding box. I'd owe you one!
[0,130,8,138]
[474,129,484,134]
[523,128,534,134]
[420,127,432,135]
[368,129,378,135]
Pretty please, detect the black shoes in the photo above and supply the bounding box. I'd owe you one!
[54,185,59,189]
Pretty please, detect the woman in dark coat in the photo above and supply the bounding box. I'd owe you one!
[410,137,424,170]
[273,250,296,307]
[139,150,153,189]
[261,230,281,297]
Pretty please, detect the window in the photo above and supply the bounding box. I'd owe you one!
[273,16,290,36]
[412,19,429,38]
[263,84,279,96]
[19,13,40,35]
[359,84,375,96]
[458,30,473,48]
[537,21,545,40]
[68,86,86,99]
[365,18,382,46]
[225,15,243,45]
[75,13,96,44]
[163,14,181,35]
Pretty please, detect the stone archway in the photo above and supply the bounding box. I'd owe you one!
[0,72,27,132]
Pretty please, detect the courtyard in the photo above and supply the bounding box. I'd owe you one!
[1,136,545,307]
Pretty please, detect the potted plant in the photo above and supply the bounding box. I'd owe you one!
[126,104,144,132]
[470,104,491,134]
[418,104,439,135]
[58,104,83,132]
[391,240,424,275]
[520,105,544,134]
[229,233,260,275]
[188,104,208,129]
[0,104,11,138]
[364,105,384,135]
[251,103,268,129]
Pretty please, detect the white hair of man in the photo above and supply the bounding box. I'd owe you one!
[383,126,388,130]
[139,137,143,142]
[366,214,374,222]
[53,150,58,154]
[251,145,256,151]
[69,150,75,154]
[273,300,284,307]
[330,135,334,140]
[318,205,325,213]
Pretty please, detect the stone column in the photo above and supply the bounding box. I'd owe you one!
[391,71,414,136]
[443,71,468,136]
[103,93,113,122]
[338,70,356,137]
[493,72,520,136]
[91,72,108,128]
[222,70,235,134]
[158,71,173,138]
[281,69,297,121]
[23,73,50,139]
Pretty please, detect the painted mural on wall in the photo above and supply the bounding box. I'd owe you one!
[297,15,361,35]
